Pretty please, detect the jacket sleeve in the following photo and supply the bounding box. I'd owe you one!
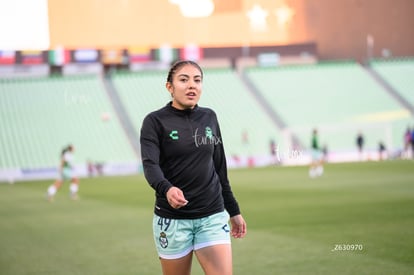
[140,114,173,196]
[213,116,241,217]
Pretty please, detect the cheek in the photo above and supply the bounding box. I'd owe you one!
[172,82,185,91]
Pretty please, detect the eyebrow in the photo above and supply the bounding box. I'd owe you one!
[177,74,202,78]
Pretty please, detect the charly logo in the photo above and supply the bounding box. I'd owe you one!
[169,130,179,140]
[159,232,168,248]
[193,127,222,147]
[222,224,230,233]
[205,127,213,140]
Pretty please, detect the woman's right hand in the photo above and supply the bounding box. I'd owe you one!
[166,187,188,209]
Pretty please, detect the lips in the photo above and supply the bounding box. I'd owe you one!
[186,92,197,98]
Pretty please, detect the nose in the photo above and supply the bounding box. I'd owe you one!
[188,80,196,88]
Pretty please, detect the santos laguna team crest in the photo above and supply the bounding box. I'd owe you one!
[159,232,168,248]
[193,126,222,147]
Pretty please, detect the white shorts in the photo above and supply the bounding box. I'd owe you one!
[153,211,231,259]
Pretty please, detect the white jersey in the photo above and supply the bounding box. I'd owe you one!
[63,151,74,168]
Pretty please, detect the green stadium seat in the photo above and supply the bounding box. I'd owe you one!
[0,75,137,170]
[371,58,414,106]
[245,61,413,153]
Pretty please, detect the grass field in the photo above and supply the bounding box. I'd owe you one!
[1,160,413,275]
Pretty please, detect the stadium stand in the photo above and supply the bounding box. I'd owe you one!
[110,70,170,139]
[0,75,137,171]
[245,61,413,155]
[201,69,285,159]
[370,58,414,107]
[1,59,413,180]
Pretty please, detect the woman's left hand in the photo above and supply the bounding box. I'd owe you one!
[230,214,247,239]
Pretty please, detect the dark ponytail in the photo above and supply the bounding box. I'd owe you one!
[61,144,73,156]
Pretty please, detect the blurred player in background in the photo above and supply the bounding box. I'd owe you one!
[140,60,246,275]
[378,141,387,161]
[309,128,324,178]
[411,127,414,159]
[356,131,365,161]
[46,144,80,201]
[402,127,411,159]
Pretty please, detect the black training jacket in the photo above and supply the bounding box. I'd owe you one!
[140,102,240,219]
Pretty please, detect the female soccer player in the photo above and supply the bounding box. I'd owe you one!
[46,144,79,201]
[140,60,247,275]
[309,128,324,178]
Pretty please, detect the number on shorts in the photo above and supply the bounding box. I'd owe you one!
[157,217,171,231]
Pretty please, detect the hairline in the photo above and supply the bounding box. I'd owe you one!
[167,60,203,83]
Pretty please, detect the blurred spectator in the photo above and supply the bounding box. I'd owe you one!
[95,162,104,176]
[356,131,365,161]
[87,160,94,177]
[322,144,329,163]
[411,127,414,159]
[403,127,411,159]
[378,141,387,161]
[269,139,278,164]
[87,160,105,177]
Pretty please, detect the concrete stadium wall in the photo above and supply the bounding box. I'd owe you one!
[47,0,414,61]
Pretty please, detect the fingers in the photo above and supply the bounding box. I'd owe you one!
[166,187,188,209]
[171,199,188,209]
[230,215,247,239]
[231,225,246,238]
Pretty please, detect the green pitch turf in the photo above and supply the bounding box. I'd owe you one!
[1,160,413,274]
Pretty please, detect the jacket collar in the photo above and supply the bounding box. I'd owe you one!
[167,101,199,116]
